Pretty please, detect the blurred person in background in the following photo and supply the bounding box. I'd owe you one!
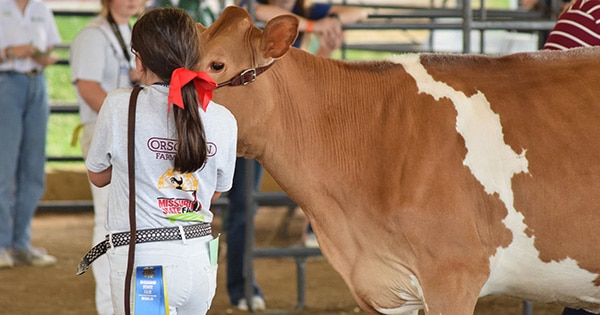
[249,0,369,57]
[0,0,61,269]
[543,0,600,50]
[151,0,229,27]
[70,0,144,313]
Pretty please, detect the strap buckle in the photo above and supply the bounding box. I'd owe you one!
[239,68,257,86]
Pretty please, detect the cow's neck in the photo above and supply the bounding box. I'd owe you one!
[247,49,417,266]
[258,50,364,196]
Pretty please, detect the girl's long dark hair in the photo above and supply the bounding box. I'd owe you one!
[131,8,207,173]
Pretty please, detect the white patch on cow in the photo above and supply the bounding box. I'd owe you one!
[396,54,529,200]
[392,53,600,307]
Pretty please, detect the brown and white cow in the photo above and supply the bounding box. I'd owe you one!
[197,6,600,315]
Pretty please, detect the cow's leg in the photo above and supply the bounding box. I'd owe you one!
[422,302,477,315]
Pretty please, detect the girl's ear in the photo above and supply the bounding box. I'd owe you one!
[135,55,144,72]
[133,55,146,84]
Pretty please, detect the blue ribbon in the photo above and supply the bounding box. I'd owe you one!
[134,265,169,315]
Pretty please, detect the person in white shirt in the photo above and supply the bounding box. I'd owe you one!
[0,0,61,269]
[70,0,144,313]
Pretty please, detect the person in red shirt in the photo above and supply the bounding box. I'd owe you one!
[543,0,600,50]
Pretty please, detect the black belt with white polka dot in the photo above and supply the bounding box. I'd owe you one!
[76,222,211,275]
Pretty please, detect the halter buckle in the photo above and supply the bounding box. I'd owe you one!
[239,68,257,85]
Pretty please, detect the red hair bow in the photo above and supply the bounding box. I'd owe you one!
[168,68,217,112]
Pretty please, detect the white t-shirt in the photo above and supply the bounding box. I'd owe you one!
[86,84,237,232]
[70,15,135,125]
[0,0,61,72]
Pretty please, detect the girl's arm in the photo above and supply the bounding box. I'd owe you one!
[88,167,112,187]
[211,192,222,202]
[328,6,370,25]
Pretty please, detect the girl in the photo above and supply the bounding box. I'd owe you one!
[84,7,237,315]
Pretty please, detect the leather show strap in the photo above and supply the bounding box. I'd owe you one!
[124,85,142,315]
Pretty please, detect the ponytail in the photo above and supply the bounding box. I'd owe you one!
[173,84,207,173]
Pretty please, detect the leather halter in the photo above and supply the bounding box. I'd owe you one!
[216,61,276,88]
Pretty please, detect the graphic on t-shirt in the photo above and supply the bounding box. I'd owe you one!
[157,168,206,222]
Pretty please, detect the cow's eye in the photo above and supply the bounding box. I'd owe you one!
[210,62,224,71]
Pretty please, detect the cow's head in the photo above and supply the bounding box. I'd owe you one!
[196,6,299,157]
[197,6,298,74]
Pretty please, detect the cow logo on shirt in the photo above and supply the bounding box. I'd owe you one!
[157,168,206,222]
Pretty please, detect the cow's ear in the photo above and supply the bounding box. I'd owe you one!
[260,15,299,59]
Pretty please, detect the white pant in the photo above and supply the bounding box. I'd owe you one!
[107,235,218,315]
[91,183,112,315]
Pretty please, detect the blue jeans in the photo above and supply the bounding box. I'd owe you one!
[0,72,49,251]
[226,158,264,305]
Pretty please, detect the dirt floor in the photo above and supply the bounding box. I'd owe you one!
[0,205,566,315]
